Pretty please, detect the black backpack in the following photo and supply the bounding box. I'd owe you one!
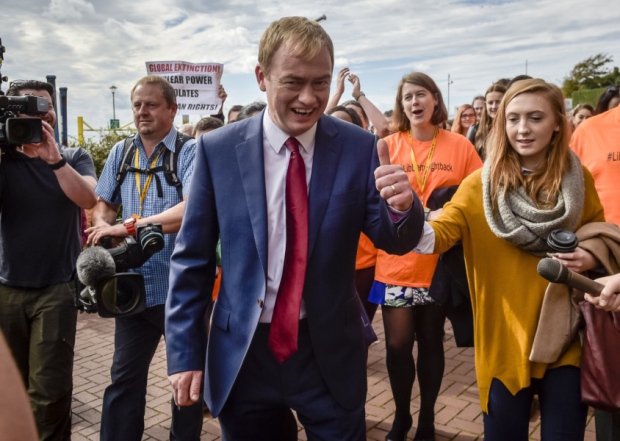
[111,132,192,202]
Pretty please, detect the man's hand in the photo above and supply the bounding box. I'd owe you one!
[218,85,227,106]
[85,223,127,246]
[584,274,620,312]
[169,371,203,406]
[22,121,61,163]
[374,139,413,212]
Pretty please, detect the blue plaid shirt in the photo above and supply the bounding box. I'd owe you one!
[95,128,196,307]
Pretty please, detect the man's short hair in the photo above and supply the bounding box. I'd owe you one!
[195,117,224,134]
[6,80,55,105]
[236,101,267,122]
[131,75,176,108]
[178,123,195,137]
[228,105,243,121]
[258,16,334,77]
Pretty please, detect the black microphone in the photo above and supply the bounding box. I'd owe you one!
[537,258,604,301]
[76,246,116,288]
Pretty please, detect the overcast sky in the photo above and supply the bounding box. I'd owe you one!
[2,0,619,142]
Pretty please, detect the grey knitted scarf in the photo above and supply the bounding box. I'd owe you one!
[482,151,584,257]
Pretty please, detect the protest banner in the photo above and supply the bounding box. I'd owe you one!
[145,61,224,114]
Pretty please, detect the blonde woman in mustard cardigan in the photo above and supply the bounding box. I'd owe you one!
[417,79,604,441]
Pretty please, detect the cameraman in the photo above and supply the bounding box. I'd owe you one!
[85,76,202,441]
[0,79,97,440]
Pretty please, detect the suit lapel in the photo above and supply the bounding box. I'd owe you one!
[235,115,268,276]
[308,116,343,258]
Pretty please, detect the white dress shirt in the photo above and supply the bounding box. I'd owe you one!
[259,110,316,323]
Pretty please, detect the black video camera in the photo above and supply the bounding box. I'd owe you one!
[0,95,49,149]
[76,223,165,317]
[101,223,165,271]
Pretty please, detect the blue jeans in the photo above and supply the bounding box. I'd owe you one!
[483,366,587,441]
[100,305,203,441]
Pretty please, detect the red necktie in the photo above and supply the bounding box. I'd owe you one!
[269,137,309,363]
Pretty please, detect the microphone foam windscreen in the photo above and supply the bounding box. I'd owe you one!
[76,246,116,286]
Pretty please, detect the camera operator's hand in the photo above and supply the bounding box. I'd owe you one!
[21,121,62,164]
[85,223,128,246]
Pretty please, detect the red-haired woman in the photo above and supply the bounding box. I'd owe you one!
[451,104,477,137]
[422,79,604,440]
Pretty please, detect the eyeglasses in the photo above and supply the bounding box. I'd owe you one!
[461,113,476,120]
[8,80,28,88]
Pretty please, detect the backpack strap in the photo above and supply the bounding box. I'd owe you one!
[111,135,137,202]
[162,133,192,201]
[112,132,191,202]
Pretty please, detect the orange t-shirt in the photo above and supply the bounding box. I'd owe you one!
[374,129,482,287]
[571,106,620,226]
[355,233,377,270]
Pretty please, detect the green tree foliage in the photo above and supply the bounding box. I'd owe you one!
[562,53,616,97]
[69,129,136,177]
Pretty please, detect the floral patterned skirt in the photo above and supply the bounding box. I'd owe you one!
[368,280,435,307]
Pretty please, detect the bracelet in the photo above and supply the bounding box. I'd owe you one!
[48,158,67,170]
[353,91,365,101]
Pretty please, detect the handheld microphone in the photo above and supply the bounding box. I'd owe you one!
[76,246,116,287]
[537,258,604,301]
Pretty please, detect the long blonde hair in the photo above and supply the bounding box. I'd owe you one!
[475,83,506,159]
[488,79,571,210]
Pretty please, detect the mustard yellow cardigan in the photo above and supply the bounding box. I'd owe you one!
[430,167,605,412]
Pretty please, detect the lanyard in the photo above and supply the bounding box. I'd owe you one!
[409,127,439,193]
[134,146,164,216]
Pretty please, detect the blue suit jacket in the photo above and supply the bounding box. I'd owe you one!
[166,111,424,417]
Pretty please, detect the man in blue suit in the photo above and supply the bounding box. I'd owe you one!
[165,16,425,440]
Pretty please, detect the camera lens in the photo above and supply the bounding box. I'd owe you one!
[547,229,579,253]
[138,225,165,257]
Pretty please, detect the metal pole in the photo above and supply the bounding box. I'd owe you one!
[77,116,84,145]
[110,85,117,121]
[46,75,60,143]
[447,74,454,117]
[59,87,68,146]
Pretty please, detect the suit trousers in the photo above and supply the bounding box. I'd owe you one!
[100,305,203,441]
[0,282,77,441]
[218,319,366,441]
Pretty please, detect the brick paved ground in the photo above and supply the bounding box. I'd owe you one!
[71,310,597,440]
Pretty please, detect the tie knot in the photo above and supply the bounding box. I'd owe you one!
[284,137,300,153]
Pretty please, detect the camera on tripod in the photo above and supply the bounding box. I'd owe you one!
[76,223,165,318]
[0,95,49,149]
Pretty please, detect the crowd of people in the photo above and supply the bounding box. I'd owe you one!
[1,14,620,441]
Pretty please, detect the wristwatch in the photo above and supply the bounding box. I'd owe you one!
[123,217,137,236]
[424,207,431,221]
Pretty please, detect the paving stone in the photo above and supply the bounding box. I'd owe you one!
[70,308,601,440]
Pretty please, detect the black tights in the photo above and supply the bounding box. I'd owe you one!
[382,303,447,439]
